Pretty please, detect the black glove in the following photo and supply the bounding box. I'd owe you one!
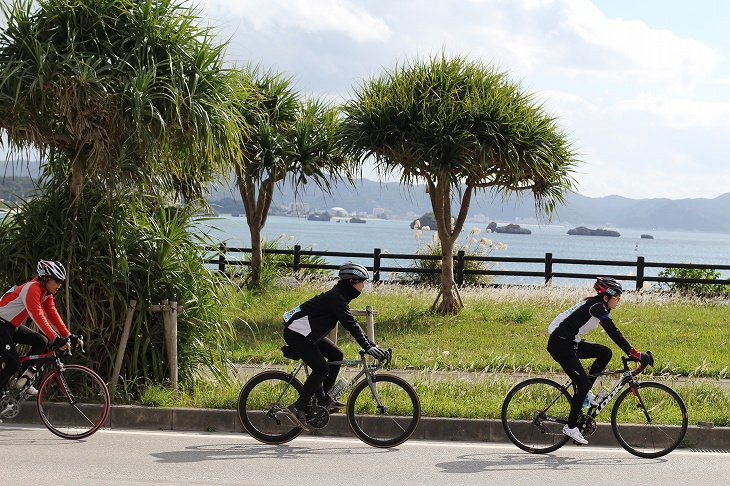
[69,334,83,350]
[639,350,654,367]
[53,335,70,350]
[366,344,387,360]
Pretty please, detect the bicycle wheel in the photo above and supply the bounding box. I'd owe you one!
[346,374,420,448]
[501,378,572,453]
[237,371,305,444]
[611,382,688,458]
[37,364,110,440]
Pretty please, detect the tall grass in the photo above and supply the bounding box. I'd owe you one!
[140,280,730,425]
[227,282,729,379]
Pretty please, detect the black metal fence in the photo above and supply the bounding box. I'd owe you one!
[207,244,730,290]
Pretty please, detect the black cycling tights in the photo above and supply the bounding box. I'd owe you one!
[283,329,344,410]
[0,323,49,390]
[548,336,612,428]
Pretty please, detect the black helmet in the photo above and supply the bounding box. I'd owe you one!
[594,276,622,296]
[338,262,369,281]
[37,260,67,282]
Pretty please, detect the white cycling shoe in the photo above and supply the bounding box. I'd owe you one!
[562,424,588,444]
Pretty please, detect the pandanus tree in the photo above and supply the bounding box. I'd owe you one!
[230,66,348,289]
[0,0,240,386]
[339,53,579,313]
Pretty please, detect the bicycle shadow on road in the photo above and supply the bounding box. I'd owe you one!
[434,452,665,474]
[150,441,396,464]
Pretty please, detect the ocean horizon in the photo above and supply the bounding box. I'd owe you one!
[201,214,730,287]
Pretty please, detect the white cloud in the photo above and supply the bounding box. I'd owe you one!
[194,0,730,199]
[617,94,730,129]
[201,0,391,42]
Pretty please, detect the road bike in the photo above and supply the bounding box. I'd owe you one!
[501,354,688,458]
[1,337,110,439]
[237,347,421,448]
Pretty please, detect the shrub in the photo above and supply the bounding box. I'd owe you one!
[657,266,730,296]
[408,224,503,285]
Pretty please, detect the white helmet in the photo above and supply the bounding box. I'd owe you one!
[37,260,67,282]
[338,262,369,281]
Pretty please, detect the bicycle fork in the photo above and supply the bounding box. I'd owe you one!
[364,373,388,414]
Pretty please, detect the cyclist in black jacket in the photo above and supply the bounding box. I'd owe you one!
[282,262,387,430]
[547,277,653,445]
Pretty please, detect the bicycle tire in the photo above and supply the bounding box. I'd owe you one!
[611,382,688,458]
[346,374,420,448]
[237,371,305,444]
[37,364,110,440]
[501,378,572,453]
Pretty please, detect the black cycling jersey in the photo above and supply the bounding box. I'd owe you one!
[548,295,632,353]
[283,280,373,349]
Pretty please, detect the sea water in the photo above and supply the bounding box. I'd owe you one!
[199,215,730,287]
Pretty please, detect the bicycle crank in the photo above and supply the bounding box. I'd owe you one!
[577,414,597,437]
[0,396,19,419]
[305,405,329,429]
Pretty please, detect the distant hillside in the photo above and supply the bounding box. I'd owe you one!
[208,179,730,233]
[5,174,728,232]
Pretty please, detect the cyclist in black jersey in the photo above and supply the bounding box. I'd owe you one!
[547,277,653,444]
[281,262,387,430]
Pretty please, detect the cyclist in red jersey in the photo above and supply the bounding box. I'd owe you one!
[0,260,80,401]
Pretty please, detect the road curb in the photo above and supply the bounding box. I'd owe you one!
[5,404,727,450]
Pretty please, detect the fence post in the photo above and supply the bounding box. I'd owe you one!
[293,244,301,273]
[151,299,180,389]
[636,256,645,290]
[217,243,227,274]
[545,252,553,286]
[456,250,465,285]
[365,305,375,341]
[110,300,137,394]
[373,249,381,282]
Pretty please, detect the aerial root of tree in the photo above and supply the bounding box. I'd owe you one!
[431,281,464,314]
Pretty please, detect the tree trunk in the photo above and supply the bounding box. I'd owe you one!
[427,175,462,314]
[248,224,263,289]
[434,234,461,314]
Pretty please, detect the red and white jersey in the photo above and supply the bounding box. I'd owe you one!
[0,278,70,340]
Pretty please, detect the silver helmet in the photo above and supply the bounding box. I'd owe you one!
[338,262,369,281]
[37,260,67,282]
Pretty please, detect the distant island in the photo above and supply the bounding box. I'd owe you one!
[491,223,531,235]
[567,226,621,237]
[640,234,654,239]
[410,212,438,230]
[307,212,331,221]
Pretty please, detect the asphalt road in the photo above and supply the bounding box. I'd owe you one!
[1,424,727,486]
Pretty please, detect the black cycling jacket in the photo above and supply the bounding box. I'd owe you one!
[548,295,632,353]
[283,280,373,349]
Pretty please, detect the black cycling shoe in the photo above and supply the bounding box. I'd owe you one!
[318,395,346,410]
[285,405,310,431]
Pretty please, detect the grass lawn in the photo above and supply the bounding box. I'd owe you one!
[144,278,730,427]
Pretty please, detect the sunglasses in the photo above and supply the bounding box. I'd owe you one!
[610,295,621,302]
[51,277,65,285]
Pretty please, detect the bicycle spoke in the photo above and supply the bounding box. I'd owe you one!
[611,382,688,458]
[346,374,420,448]
[238,371,304,444]
[37,365,110,440]
[502,378,572,454]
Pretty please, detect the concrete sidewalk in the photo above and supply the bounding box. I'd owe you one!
[4,404,728,451]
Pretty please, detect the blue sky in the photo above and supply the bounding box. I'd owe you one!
[197,0,730,200]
